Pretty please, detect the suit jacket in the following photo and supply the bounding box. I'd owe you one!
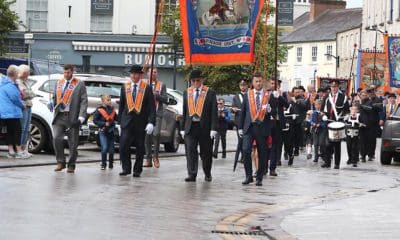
[52,78,88,124]
[321,91,349,121]
[181,87,218,134]
[232,92,245,126]
[269,94,289,129]
[118,80,156,129]
[239,92,272,136]
[151,80,169,117]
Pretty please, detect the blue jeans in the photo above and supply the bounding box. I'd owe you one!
[20,107,32,146]
[99,131,115,165]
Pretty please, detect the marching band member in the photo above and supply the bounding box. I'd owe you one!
[344,105,361,167]
[320,80,349,169]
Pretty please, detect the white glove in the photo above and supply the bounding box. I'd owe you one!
[238,129,243,138]
[322,115,328,121]
[210,130,218,139]
[343,115,349,121]
[292,114,297,120]
[262,104,271,112]
[145,123,154,135]
[273,91,279,98]
[180,131,185,138]
[79,117,85,124]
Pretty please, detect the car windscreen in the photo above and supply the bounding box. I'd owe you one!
[38,79,58,93]
[85,81,122,98]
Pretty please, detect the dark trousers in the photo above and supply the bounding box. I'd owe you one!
[269,123,282,171]
[184,123,213,178]
[346,136,359,164]
[213,129,227,156]
[242,124,268,181]
[234,129,244,162]
[359,128,376,158]
[99,131,115,166]
[326,141,341,166]
[4,118,21,146]
[293,123,302,152]
[282,125,294,157]
[119,123,146,174]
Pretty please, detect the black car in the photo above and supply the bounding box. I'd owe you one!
[381,106,400,165]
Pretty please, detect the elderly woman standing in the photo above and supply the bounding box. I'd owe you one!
[17,64,35,157]
[0,65,28,158]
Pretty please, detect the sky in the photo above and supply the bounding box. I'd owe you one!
[346,0,363,8]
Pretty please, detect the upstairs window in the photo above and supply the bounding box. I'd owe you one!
[26,0,48,31]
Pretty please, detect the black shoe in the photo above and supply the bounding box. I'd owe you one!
[269,170,278,176]
[294,150,299,156]
[288,156,294,166]
[346,160,351,165]
[109,162,113,169]
[222,153,226,158]
[334,165,340,169]
[307,154,312,159]
[368,156,375,161]
[284,153,288,160]
[353,163,357,167]
[313,159,318,163]
[242,177,253,185]
[132,172,141,177]
[185,176,196,182]
[255,180,263,186]
[119,171,131,176]
[277,161,282,166]
[361,157,366,162]
[205,175,212,182]
[101,165,106,170]
[212,153,218,158]
[321,163,330,168]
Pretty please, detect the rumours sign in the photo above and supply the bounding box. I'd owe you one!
[123,53,185,68]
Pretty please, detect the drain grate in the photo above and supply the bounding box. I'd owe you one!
[212,226,273,239]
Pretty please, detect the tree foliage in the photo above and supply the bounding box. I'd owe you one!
[0,0,21,55]
[161,1,288,94]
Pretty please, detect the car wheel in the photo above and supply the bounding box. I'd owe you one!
[28,119,48,154]
[164,125,180,153]
[381,151,393,165]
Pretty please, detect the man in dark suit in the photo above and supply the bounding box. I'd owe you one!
[238,73,272,186]
[321,80,349,169]
[53,64,88,173]
[118,65,156,177]
[231,80,248,164]
[180,70,218,182]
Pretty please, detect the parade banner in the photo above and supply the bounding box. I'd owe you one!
[317,77,350,96]
[356,49,387,94]
[179,0,264,66]
[388,36,400,88]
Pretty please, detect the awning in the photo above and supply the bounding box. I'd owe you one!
[72,41,173,53]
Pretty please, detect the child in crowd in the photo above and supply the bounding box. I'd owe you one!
[93,95,117,170]
[310,99,327,163]
[345,105,360,167]
[213,98,231,158]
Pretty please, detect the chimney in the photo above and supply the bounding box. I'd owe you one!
[310,0,346,21]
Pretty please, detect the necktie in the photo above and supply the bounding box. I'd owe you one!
[132,84,137,102]
[195,88,200,106]
[330,94,336,118]
[256,91,261,111]
[62,81,70,97]
[390,104,394,115]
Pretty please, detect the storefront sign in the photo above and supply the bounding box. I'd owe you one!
[124,53,185,67]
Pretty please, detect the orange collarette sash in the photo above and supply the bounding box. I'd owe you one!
[188,85,209,118]
[152,80,162,110]
[248,90,269,122]
[305,92,317,106]
[98,108,116,122]
[125,80,147,113]
[386,104,397,117]
[56,78,78,107]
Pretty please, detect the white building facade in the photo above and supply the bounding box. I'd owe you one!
[362,0,400,50]
[10,0,171,35]
[336,26,362,79]
[279,41,336,89]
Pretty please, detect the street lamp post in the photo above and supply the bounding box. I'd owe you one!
[313,69,317,89]
[324,53,339,77]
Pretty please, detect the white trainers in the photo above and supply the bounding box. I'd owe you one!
[24,149,32,158]
[7,152,16,158]
[15,151,31,159]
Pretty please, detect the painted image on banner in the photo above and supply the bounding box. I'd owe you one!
[389,37,400,88]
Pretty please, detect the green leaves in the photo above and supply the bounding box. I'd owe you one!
[0,0,21,55]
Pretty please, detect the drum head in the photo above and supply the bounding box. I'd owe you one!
[328,121,345,130]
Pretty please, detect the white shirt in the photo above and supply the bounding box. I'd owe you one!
[191,85,203,122]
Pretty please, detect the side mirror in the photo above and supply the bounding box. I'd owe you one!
[167,98,177,105]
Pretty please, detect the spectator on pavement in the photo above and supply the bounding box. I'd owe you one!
[17,64,35,157]
[0,65,29,159]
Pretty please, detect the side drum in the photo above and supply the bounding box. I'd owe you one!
[327,121,346,142]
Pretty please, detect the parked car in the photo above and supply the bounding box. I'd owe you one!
[216,94,236,130]
[380,107,400,165]
[0,57,64,76]
[82,75,181,152]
